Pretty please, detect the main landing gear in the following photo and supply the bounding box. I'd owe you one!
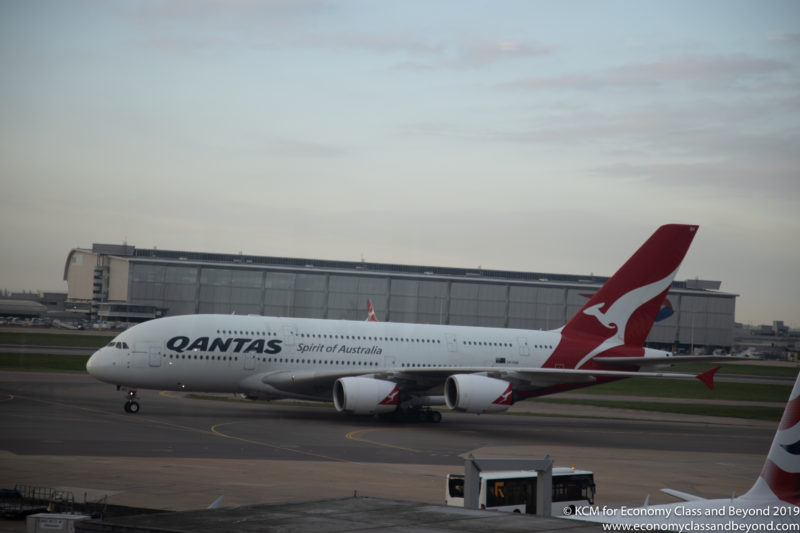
[379,408,442,423]
[123,390,140,414]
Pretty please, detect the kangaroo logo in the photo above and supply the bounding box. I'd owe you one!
[582,265,680,343]
[570,266,681,370]
[492,385,513,405]
[583,303,617,330]
[379,386,399,405]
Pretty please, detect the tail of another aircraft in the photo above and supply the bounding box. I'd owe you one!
[547,224,698,369]
[742,372,800,506]
[366,299,379,322]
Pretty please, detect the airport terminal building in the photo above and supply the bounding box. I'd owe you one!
[63,243,737,352]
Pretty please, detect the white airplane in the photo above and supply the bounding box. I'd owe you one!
[86,224,722,420]
[565,371,800,530]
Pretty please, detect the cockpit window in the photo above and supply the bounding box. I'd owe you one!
[107,342,129,349]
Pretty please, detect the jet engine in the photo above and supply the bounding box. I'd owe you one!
[333,377,399,415]
[444,374,514,414]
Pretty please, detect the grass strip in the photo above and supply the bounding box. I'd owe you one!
[576,378,791,402]
[538,398,783,422]
[671,363,799,378]
[0,331,113,348]
[0,353,90,372]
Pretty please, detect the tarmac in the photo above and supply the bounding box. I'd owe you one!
[74,496,608,532]
[0,364,791,533]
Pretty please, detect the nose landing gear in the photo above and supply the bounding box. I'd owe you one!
[123,390,140,414]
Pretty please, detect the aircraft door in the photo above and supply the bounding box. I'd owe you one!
[244,354,256,371]
[517,337,530,356]
[282,324,297,354]
[130,343,151,368]
[446,334,458,352]
[148,345,162,367]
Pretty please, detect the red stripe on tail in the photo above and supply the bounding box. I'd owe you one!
[760,459,800,506]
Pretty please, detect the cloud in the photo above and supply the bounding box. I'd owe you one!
[445,40,554,68]
[262,138,348,158]
[504,53,791,91]
[326,35,553,70]
[767,32,800,44]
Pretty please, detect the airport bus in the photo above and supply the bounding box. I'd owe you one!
[445,467,595,515]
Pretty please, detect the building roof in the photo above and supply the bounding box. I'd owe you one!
[0,299,47,317]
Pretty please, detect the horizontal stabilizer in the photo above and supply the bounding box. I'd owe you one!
[660,488,706,502]
[696,365,721,390]
[207,495,225,509]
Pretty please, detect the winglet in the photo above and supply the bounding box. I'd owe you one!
[696,365,721,390]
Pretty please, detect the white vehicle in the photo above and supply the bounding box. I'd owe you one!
[86,224,726,418]
[446,468,596,515]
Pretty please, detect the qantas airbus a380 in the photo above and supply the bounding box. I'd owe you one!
[86,224,723,420]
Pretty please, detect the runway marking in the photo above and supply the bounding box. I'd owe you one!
[4,392,219,437]
[345,428,422,453]
[8,391,360,463]
[210,421,355,463]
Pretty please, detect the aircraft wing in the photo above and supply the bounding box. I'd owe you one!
[593,355,741,367]
[244,365,720,401]
[396,365,720,391]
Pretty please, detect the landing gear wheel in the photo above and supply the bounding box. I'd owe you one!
[426,410,442,423]
[124,400,140,414]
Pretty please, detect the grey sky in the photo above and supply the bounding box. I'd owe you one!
[1,1,798,327]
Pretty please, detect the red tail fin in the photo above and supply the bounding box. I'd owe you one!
[366,299,379,322]
[562,224,698,346]
[745,372,800,505]
[546,225,698,370]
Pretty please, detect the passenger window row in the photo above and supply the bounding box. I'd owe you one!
[172,354,239,361]
[463,341,513,347]
[297,332,441,344]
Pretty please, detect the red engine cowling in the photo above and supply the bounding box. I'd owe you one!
[444,374,513,414]
[333,377,399,415]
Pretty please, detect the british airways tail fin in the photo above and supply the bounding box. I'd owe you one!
[742,372,800,506]
[561,224,698,347]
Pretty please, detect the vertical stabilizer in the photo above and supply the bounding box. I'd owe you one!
[743,372,800,505]
[561,224,698,347]
[546,224,698,370]
[366,299,379,322]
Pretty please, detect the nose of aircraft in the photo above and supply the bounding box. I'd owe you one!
[86,351,96,374]
[86,347,118,383]
[86,349,102,376]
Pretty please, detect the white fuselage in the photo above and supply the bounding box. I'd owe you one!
[86,314,565,399]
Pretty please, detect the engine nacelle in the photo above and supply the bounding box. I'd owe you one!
[333,377,399,415]
[444,374,513,414]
